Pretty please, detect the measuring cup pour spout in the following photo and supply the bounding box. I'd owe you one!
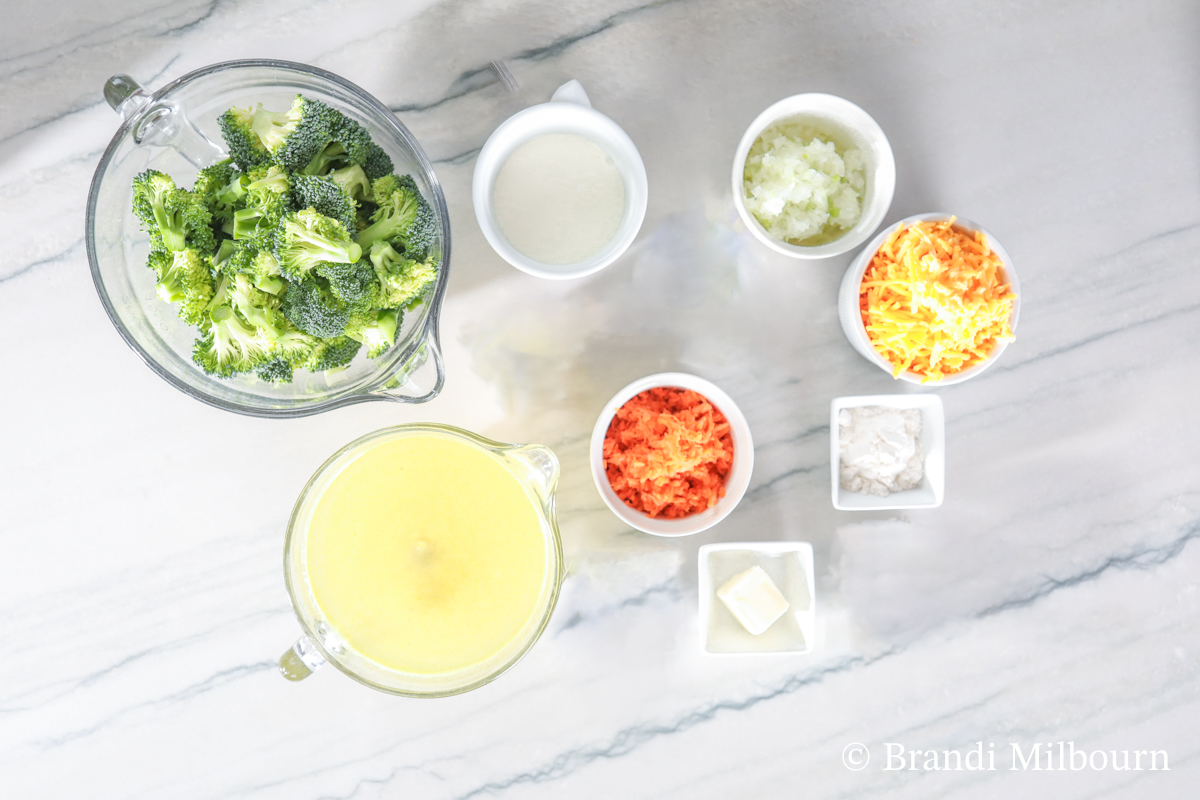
[550,79,592,108]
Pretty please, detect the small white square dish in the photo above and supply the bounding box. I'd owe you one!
[830,394,945,510]
[698,542,815,655]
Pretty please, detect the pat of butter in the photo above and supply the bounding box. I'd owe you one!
[716,565,790,635]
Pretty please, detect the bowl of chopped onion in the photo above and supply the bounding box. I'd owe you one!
[838,213,1021,385]
[732,93,895,260]
[589,373,754,537]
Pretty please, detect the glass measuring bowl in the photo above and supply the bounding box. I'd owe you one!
[279,424,564,696]
[86,60,451,417]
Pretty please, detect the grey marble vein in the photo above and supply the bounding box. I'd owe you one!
[39,660,276,750]
[555,576,683,634]
[0,239,83,284]
[451,653,889,800]
[978,518,1200,619]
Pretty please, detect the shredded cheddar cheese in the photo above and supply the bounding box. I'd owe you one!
[859,218,1016,382]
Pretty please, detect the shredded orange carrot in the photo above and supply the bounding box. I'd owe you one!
[860,217,1016,382]
[602,387,733,519]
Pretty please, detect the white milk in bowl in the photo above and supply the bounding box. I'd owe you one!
[492,132,626,265]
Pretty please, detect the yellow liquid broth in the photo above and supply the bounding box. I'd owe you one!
[305,435,548,675]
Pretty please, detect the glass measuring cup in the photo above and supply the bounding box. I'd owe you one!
[87,60,450,417]
[279,424,564,696]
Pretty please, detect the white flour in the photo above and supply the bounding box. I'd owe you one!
[838,406,924,496]
[492,132,626,265]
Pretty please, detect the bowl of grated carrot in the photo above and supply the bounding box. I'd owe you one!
[838,213,1020,385]
[590,373,754,536]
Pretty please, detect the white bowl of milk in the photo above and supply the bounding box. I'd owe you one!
[472,80,648,279]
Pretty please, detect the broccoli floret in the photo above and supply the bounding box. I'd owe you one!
[227,273,288,340]
[132,170,216,254]
[270,329,361,373]
[309,336,362,371]
[356,174,435,257]
[148,248,215,326]
[368,174,400,201]
[245,163,291,195]
[369,241,438,309]
[279,276,350,338]
[275,325,321,364]
[360,143,394,181]
[346,308,398,358]
[192,273,292,376]
[256,357,294,384]
[218,106,271,171]
[233,165,292,241]
[291,174,357,233]
[251,95,335,173]
[327,113,373,165]
[273,208,362,281]
[390,174,436,258]
[192,303,275,377]
[327,112,394,179]
[298,109,392,180]
[227,240,285,295]
[328,164,372,204]
[192,159,242,226]
[315,258,379,312]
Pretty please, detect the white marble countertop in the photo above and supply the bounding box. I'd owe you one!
[3,0,1199,797]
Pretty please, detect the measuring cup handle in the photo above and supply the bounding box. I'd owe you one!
[101,73,227,168]
[506,444,561,505]
[550,80,592,108]
[279,635,328,682]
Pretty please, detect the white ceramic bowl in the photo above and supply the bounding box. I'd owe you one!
[698,542,815,654]
[838,213,1021,385]
[473,80,648,279]
[590,373,753,537]
[732,93,895,260]
[830,394,945,510]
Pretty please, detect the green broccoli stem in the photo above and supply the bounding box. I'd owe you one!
[255,275,286,295]
[154,203,186,251]
[355,220,399,252]
[296,229,362,263]
[233,208,269,240]
[212,239,237,269]
[302,142,347,176]
[247,169,289,195]
[156,278,185,304]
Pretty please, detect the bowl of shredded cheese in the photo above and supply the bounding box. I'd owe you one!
[838,213,1020,384]
[589,373,754,537]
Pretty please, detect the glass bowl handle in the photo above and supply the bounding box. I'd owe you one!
[279,635,328,682]
[102,73,227,168]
